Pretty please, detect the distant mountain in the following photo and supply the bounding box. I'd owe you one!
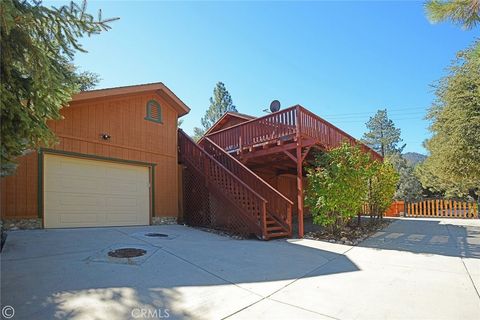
[402,152,427,166]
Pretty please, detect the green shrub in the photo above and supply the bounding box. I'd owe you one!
[305,143,371,234]
[367,160,399,219]
[306,142,399,233]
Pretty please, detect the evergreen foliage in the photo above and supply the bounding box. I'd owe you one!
[193,82,237,141]
[417,42,480,197]
[425,0,480,29]
[0,0,117,176]
[362,109,405,157]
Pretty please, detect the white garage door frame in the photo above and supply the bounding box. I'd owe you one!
[38,149,156,228]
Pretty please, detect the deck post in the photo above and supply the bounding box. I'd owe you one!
[295,106,304,238]
[296,144,304,238]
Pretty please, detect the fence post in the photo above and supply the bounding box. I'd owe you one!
[477,198,480,219]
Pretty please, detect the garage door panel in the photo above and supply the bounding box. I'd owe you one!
[45,176,105,193]
[54,157,104,177]
[59,213,102,224]
[44,154,150,228]
[105,166,141,180]
[104,181,143,194]
[105,213,142,223]
[105,197,143,209]
[48,193,105,208]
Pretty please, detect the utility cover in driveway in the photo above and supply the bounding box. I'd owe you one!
[87,243,158,265]
[107,248,147,258]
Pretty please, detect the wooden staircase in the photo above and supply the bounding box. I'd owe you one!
[266,214,290,239]
[178,130,293,240]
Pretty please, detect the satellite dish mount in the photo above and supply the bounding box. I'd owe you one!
[269,100,281,113]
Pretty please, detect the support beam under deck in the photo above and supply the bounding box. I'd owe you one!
[296,144,305,238]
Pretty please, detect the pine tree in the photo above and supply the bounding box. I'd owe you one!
[362,109,405,157]
[425,0,480,30]
[417,42,480,198]
[193,82,237,140]
[0,0,117,176]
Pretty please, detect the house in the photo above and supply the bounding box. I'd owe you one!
[1,83,190,228]
[179,105,382,239]
[1,82,380,240]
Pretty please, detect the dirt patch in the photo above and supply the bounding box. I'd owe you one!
[304,217,391,245]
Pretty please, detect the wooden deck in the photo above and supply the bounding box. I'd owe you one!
[205,105,381,162]
[202,105,381,237]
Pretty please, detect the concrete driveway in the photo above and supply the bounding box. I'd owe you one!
[1,218,479,320]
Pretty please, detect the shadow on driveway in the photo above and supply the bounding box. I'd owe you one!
[358,218,480,258]
[1,225,359,319]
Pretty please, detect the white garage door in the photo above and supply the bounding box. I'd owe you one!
[44,154,150,228]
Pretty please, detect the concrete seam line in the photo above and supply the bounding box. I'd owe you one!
[221,296,341,320]
[113,228,164,249]
[268,245,357,297]
[444,224,480,300]
[222,247,355,320]
[114,228,263,298]
[159,245,263,297]
[118,227,350,320]
[267,298,342,320]
[220,296,268,320]
[461,258,480,300]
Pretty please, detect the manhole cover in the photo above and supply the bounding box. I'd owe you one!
[107,248,146,258]
[145,233,169,238]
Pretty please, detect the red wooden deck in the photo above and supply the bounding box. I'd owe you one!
[180,105,381,239]
[205,105,381,162]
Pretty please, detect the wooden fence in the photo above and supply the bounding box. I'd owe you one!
[362,201,404,217]
[406,199,478,219]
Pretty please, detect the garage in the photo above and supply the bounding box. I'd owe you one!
[43,153,151,228]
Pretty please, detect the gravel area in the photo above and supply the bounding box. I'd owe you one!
[301,216,392,245]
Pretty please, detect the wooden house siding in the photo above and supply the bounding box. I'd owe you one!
[1,91,182,219]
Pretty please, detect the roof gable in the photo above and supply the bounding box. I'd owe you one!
[71,82,190,117]
[204,112,256,135]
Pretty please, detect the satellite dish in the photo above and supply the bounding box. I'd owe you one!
[270,100,281,113]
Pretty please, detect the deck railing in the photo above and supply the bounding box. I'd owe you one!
[201,137,293,233]
[205,107,297,152]
[206,106,382,161]
[178,130,267,238]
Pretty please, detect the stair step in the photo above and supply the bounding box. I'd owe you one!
[267,226,284,232]
[266,231,289,239]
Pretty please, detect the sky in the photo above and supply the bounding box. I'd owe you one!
[56,0,478,154]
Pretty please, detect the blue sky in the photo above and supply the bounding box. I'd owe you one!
[63,0,477,154]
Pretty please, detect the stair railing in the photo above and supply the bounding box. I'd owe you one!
[178,130,268,238]
[201,137,293,235]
